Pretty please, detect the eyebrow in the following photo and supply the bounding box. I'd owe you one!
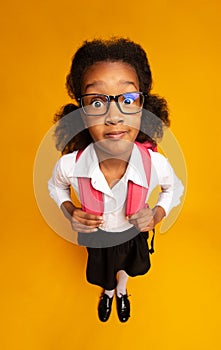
[84,80,138,92]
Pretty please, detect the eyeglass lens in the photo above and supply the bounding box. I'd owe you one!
[81,92,144,116]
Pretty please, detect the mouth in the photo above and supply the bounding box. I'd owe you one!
[104,131,128,139]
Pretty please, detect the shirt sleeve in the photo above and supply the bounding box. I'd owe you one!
[48,157,72,207]
[151,152,184,216]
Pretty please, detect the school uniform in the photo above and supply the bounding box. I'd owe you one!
[48,143,184,290]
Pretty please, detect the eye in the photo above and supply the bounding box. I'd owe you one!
[91,99,105,109]
[123,97,133,105]
[122,93,139,105]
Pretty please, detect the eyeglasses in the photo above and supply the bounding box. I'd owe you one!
[77,92,146,116]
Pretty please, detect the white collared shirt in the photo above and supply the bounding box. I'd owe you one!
[48,143,184,232]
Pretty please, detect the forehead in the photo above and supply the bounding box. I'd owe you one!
[81,61,139,91]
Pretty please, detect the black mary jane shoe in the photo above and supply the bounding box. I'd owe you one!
[98,293,113,322]
[116,293,130,323]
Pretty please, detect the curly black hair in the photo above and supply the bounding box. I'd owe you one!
[54,37,170,154]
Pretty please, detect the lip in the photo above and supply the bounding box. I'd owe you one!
[104,131,128,139]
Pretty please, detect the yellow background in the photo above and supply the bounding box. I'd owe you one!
[1,0,220,349]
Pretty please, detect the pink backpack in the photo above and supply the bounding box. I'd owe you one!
[76,142,156,252]
[76,142,157,216]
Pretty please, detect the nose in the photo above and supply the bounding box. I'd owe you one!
[105,101,124,125]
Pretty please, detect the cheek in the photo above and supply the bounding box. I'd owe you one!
[81,114,104,128]
[127,114,141,131]
[87,125,103,142]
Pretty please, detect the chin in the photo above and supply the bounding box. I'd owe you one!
[94,139,134,159]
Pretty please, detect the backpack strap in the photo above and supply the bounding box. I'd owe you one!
[76,142,154,216]
[127,143,155,254]
[149,228,155,254]
[125,142,151,216]
[76,150,104,215]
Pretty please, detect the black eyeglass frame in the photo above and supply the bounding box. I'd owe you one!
[77,92,147,116]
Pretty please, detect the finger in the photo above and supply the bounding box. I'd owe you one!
[129,216,154,232]
[140,219,155,232]
[73,217,103,227]
[140,227,150,232]
[77,211,103,221]
[71,222,98,233]
[72,209,103,227]
[128,208,153,220]
[72,216,103,228]
[127,212,142,220]
[129,215,153,225]
[128,215,153,228]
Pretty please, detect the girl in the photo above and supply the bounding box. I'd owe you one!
[48,38,184,323]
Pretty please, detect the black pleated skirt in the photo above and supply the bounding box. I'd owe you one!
[86,231,151,290]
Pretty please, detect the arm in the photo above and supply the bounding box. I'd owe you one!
[127,152,184,232]
[153,205,166,226]
[48,157,103,233]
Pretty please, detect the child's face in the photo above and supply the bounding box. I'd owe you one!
[80,61,142,157]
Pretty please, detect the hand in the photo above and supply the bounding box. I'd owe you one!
[71,208,104,233]
[61,201,103,233]
[127,208,154,232]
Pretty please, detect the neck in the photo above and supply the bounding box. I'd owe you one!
[94,145,133,188]
[99,158,128,188]
[100,157,128,172]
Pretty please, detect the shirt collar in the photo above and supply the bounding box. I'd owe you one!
[68,143,149,189]
[125,144,149,188]
[69,144,99,178]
